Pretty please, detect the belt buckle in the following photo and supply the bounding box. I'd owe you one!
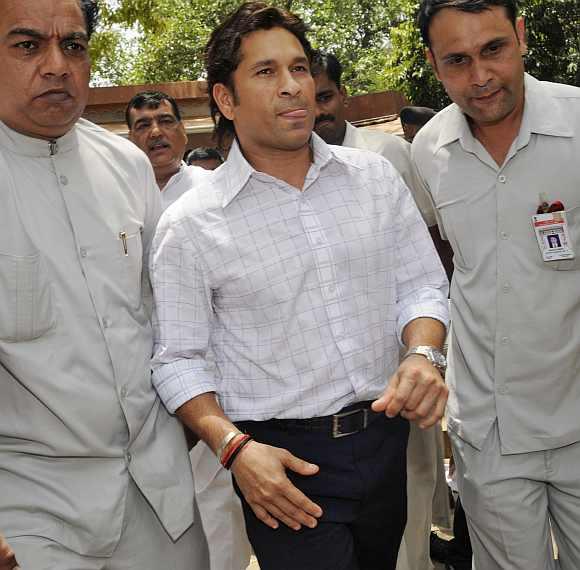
[332,407,368,438]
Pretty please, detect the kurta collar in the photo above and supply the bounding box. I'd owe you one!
[0,119,78,157]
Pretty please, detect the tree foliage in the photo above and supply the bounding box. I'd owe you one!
[90,0,580,105]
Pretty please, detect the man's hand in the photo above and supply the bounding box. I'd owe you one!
[231,440,323,531]
[0,534,19,570]
[372,355,448,429]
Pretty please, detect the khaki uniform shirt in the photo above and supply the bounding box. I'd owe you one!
[412,74,580,453]
[0,119,194,555]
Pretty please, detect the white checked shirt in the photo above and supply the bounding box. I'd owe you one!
[150,134,449,421]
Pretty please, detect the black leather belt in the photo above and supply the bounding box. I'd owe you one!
[249,401,381,439]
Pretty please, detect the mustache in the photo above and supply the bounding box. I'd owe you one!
[315,114,335,126]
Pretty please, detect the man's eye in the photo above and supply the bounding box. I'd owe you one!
[160,118,177,125]
[15,40,38,51]
[316,95,331,103]
[293,65,308,73]
[257,68,273,75]
[483,44,503,56]
[64,41,87,52]
[447,56,466,65]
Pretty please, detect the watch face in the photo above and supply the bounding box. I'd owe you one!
[420,347,446,369]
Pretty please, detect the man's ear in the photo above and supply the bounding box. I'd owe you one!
[426,48,441,81]
[516,17,527,55]
[213,83,236,121]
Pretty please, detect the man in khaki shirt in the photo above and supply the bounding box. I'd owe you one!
[0,1,207,568]
[413,1,580,569]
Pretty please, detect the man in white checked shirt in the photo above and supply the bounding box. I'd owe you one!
[149,3,449,570]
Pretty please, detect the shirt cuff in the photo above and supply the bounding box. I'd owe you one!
[152,358,217,414]
[396,298,449,346]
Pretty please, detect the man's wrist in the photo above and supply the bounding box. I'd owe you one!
[402,345,447,374]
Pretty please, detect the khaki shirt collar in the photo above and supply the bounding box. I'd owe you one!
[434,73,573,154]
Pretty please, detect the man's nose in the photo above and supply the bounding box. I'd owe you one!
[40,43,69,78]
[279,70,302,97]
[470,58,492,87]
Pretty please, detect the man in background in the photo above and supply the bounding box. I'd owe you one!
[186,146,224,170]
[313,51,452,570]
[399,106,437,143]
[126,90,208,208]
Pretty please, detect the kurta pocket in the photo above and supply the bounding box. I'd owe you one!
[0,252,55,342]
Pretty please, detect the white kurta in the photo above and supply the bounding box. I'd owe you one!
[0,118,195,556]
[161,162,210,209]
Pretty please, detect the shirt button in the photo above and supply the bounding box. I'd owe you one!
[498,386,509,395]
[120,386,128,398]
[500,232,509,240]
[59,175,69,185]
[498,175,507,183]
[502,282,511,293]
[500,336,509,345]
[125,451,132,464]
[102,317,111,329]
[79,247,87,258]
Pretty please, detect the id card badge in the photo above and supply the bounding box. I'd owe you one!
[532,211,575,262]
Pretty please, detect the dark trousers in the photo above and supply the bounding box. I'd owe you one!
[235,411,409,570]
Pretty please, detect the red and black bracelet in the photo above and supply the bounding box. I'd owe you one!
[222,434,254,470]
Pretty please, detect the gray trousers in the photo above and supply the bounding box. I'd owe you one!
[10,480,209,570]
[396,422,450,570]
[451,423,580,570]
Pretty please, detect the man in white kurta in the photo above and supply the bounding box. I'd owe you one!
[0,1,207,568]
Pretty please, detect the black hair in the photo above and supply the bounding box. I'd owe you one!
[79,0,99,39]
[311,51,343,89]
[186,147,224,165]
[417,0,518,47]
[205,2,313,147]
[399,106,437,127]
[125,91,182,128]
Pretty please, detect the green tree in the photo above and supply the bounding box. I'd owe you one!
[90,0,407,90]
[521,0,580,87]
[91,0,580,100]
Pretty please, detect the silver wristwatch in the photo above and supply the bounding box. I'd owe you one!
[402,345,447,374]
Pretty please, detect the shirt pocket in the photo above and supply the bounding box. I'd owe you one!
[551,205,580,271]
[118,224,144,309]
[437,200,474,271]
[0,252,56,342]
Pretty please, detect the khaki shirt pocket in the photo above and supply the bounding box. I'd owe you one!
[551,206,580,271]
[0,252,56,342]
[437,201,474,271]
